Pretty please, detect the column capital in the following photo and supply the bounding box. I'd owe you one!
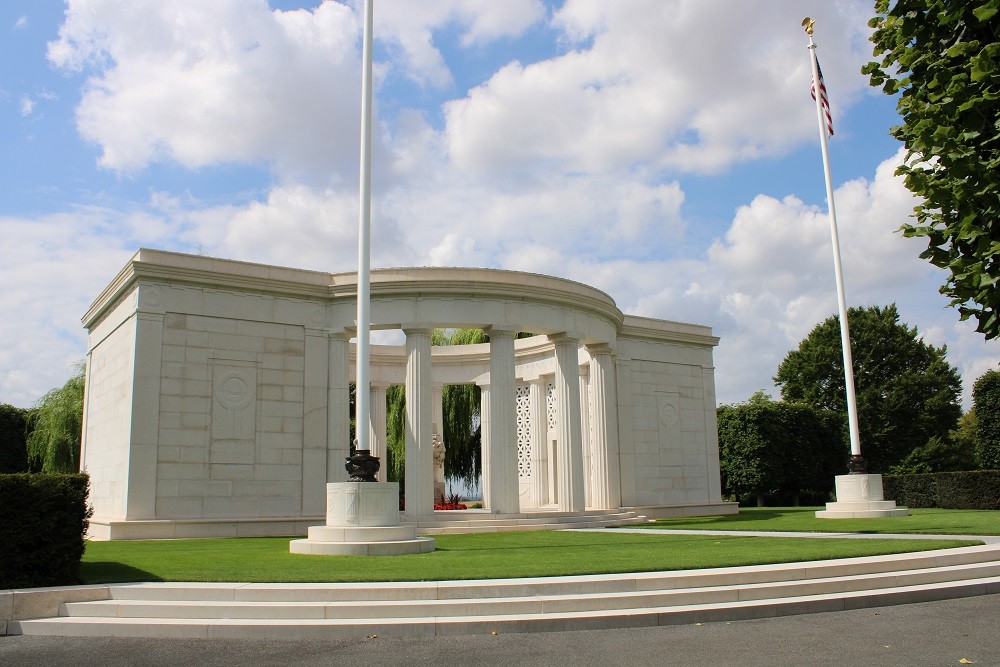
[585,343,616,357]
[401,326,434,337]
[547,331,583,345]
[484,324,520,337]
[326,328,353,341]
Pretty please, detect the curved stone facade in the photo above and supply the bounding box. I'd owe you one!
[81,249,735,539]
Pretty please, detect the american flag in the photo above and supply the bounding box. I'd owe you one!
[811,59,834,136]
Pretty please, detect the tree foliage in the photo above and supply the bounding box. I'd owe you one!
[973,368,1000,468]
[27,363,86,473]
[774,305,962,473]
[864,0,1000,339]
[384,328,490,491]
[717,393,843,506]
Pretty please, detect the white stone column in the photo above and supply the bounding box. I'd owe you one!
[479,383,491,509]
[327,331,351,484]
[587,344,622,510]
[551,334,585,512]
[403,328,433,517]
[302,327,330,514]
[368,383,388,482]
[486,326,519,514]
[528,378,548,507]
[579,369,592,508]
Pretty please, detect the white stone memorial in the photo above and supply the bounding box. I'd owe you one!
[80,249,736,540]
[815,474,908,519]
[289,482,434,555]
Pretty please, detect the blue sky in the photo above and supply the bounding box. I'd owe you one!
[1,0,997,409]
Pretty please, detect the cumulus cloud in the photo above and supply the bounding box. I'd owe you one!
[0,209,150,405]
[623,150,999,407]
[444,0,872,176]
[47,0,363,177]
[374,0,546,87]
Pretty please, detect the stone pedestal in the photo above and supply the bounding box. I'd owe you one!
[815,474,908,519]
[290,482,435,556]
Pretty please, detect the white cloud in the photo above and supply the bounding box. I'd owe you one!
[47,0,363,177]
[445,0,873,176]
[14,16,28,30]
[0,209,146,406]
[374,0,546,87]
[623,149,1000,408]
[19,95,35,116]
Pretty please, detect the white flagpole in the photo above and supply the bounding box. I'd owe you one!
[355,0,374,455]
[804,18,864,469]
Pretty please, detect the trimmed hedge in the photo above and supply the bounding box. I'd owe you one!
[0,404,30,474]
[883,470,1000,510]
[0,473,92,589]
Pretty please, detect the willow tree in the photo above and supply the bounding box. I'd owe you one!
[27,363,86,473]
[439,328,487,489]
[383,328,488,491]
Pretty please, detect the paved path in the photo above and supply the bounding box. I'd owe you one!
[600,527,1000,544]
[2,593,998,666]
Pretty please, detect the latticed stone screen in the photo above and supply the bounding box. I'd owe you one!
[516,385,531,479]
[546,382,556,429]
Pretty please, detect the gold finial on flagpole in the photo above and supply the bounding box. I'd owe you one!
[802,17,815,35]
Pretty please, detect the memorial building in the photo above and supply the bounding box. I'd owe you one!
[81,249,735,539]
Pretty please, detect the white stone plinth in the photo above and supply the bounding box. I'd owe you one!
[290,482,435,556]
[815,474,908,519]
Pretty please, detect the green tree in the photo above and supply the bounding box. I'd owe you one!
[438,328,487,490]
[384,328,491,492]
[973,369,1000,468]
[27,364,86,473]
[0,404,32,473]
[717,393,843,506]
[774,305,962,473]
[864,0,1000,339]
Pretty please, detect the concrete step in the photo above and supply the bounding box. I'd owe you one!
[11,577,1000,640]
[406,510,649,533]
[7,544,1000,640]
[56,562,1000,620]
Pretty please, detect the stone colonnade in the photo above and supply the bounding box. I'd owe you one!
[359,329,621,518]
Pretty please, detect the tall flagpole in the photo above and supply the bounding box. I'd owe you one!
[803,18,865,473]
[347,0,378,481]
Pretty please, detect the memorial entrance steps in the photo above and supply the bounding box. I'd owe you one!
[406,509,649,534]
[8,544,1000,640]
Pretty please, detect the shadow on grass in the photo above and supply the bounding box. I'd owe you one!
[79,562,163,584]
[655,510,798,525]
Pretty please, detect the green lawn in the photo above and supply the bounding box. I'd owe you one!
[79,530,977,584]
[639,507,1000,535]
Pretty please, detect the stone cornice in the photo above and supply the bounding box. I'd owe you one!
[620,314,719,348]
[83,251,718,351]
[83,250,626,334]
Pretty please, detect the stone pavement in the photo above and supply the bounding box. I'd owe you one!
[2,593,998,666]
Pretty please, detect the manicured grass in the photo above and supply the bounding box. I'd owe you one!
[639,507,1000,535]
[79,530,977,584]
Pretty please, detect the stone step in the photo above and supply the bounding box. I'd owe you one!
[7,544,999,640]
[409,511,649,534]
[56,562,1000,620]
[82,544,1000,603]
[12,576,1000,640]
